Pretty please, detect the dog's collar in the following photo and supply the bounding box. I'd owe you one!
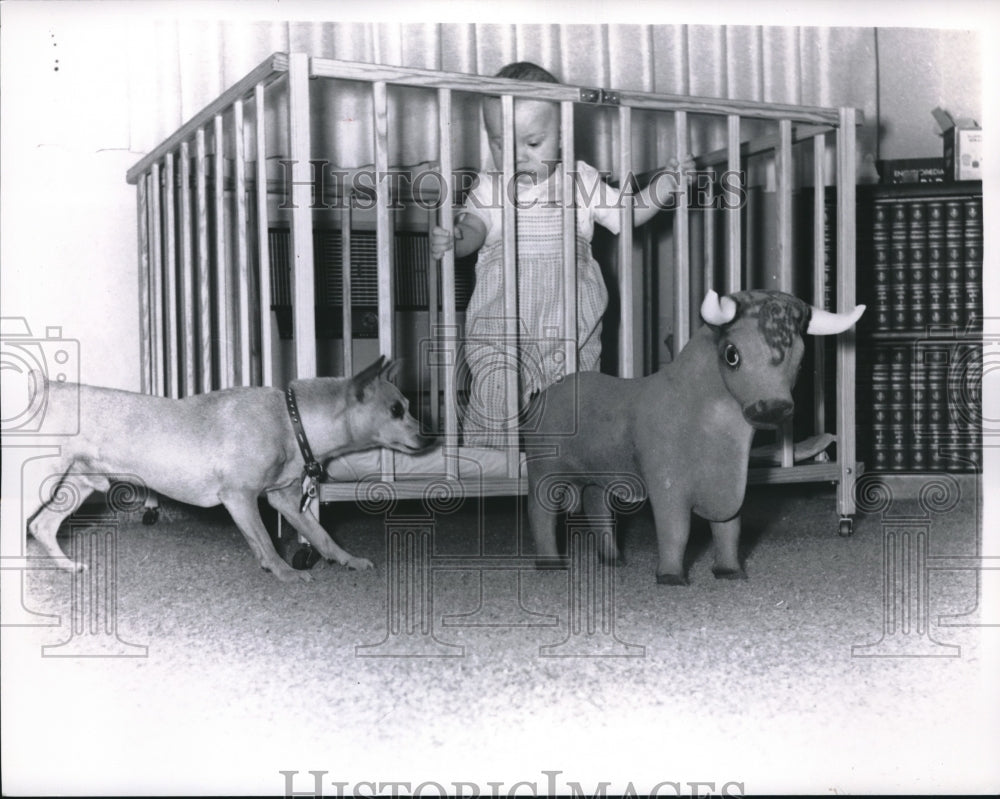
[285,385,324,478]
[285,385,324,513]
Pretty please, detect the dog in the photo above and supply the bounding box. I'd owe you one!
[25,356,433,582]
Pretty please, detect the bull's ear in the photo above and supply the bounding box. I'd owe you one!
[807,304,866,336]
[352,355,387,401]
[701,290,738,327]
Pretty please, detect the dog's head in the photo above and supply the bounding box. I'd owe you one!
[350,356,436,454]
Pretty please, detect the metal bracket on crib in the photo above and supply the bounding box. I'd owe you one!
[579,87,620,105]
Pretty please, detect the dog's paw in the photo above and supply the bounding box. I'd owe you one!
[343,556,374,571]
[265,562,314,583]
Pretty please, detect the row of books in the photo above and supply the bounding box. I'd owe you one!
[861,341,982,473]
[865,195,982,334]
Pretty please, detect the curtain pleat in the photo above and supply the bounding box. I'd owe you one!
[130,22,877,183]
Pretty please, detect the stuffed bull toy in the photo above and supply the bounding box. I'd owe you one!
[526,289,865,584]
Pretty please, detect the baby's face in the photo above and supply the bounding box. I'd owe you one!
[483,98,560,185]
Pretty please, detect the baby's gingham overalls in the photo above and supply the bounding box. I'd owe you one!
[460,163,616,448]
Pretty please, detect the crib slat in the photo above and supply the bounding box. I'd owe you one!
[561,101,577,379]
[136,176,151,395]
[234,98,251,386]
[812,133,827,435]
[776,119,794,290]
[372,80,395,480]
[214,113,234,388]
[149,164,164,397]
[341,199,353,377]
[426,208,440,432]
[196,127,212,391]
[726,114,741,293]
[501,93,519,478]
[673,111,690,351]
[703,171,716,308]
[254,83,273,388]
[835,107,858,517]
[179,140,196,396]
[776,119,794,468]
[288,52,317,379]
[373,80,393,364]
[618,105,635,378]
[437,87,459,479]
[163,153,180,399]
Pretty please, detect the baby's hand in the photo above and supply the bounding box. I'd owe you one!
[430,212,471,260]
[668,153,697,184]
[429,225,454,260]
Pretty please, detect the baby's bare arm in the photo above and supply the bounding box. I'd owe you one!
[631,154,696,226]
[430,212,488,260]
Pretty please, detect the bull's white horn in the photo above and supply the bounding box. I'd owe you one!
[807,304,866,335]
[700,290,738,326]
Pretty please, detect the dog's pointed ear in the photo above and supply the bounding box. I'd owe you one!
[352,355,387,401]
[382,358,401,382]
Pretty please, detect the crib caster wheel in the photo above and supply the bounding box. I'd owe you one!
[838,517,853,537]
[142,508,159,526]
[289,542,321,571]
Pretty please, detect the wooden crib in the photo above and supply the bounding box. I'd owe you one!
[126,52,862,533]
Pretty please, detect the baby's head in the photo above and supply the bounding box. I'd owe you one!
[484,62,561,185]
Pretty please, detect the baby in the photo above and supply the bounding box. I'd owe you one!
[430,62,689,447]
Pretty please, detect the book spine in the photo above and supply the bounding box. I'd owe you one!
[953,342,983,473]
[907,201,927,332]
[870,201,892,332]
[943,199,964,330]
[824,196,836,313]
[909,345,928,471]
[890,202,909,331]
[923,345,950,472]
[869,344,891,472]
[888,344,911,470]
[964,197,983,333]
[925,201,946,329]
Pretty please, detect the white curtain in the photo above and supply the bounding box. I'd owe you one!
[127,22,878,178]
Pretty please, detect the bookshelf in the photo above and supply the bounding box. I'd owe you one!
[854,182,983,474]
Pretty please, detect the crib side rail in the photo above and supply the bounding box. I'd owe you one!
[125,53,289,186]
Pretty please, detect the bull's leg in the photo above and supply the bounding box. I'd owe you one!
[527,485,563,569]
[649,491,691,586]
[710,516,746,580]
[27,463,107,572]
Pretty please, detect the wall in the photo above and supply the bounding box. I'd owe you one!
[876,27,982,160]
[0,7,984,394]
[1,6,140,390]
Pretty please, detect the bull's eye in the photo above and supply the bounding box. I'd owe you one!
[391,401,405,419]
[723,343,741,369]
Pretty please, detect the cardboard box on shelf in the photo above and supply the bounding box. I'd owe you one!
[932,107,983,182]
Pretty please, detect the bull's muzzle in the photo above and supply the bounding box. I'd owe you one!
[743,398,793,428]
